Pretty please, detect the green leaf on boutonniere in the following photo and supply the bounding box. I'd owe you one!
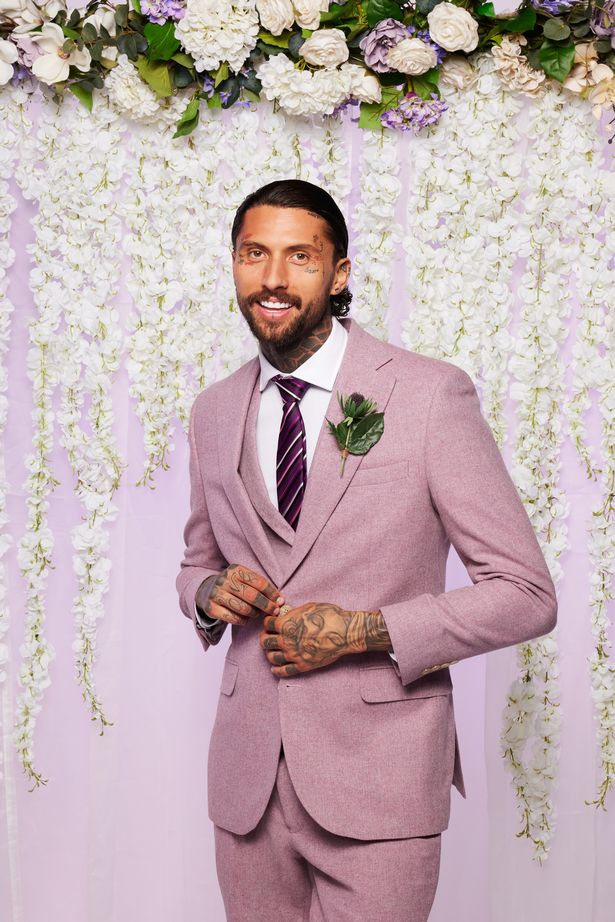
[257,30,291,48]
[173,94,200,137]
[213,61,228,87]
[326,391,385,476]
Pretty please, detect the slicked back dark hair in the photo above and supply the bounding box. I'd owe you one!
[231,179,353,317]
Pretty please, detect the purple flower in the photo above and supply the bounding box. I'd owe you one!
[380,91,448,133]
[529,0,577,14]
[141,0,185,25]
[359,18,409,72]
[200,74,215,97]
[330,97,360,118]
[590,0,615,46]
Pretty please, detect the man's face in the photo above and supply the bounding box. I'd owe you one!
[232,205,349,351]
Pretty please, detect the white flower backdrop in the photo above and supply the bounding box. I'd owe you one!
[0,54,614,921]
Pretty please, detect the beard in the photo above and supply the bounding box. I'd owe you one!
[237,287,332,352]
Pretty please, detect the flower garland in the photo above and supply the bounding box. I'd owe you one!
[565,117,615,811]
[400,52,523,446]
[1,0,614,142]
[499,86,590,862]
[12,95,61,789]
[348,127,402,339]
[0,81,27,791]
[12,89,126,784]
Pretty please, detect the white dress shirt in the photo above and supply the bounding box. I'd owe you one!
[194,317,397,663]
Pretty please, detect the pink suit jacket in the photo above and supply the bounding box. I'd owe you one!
[176,316,558,840]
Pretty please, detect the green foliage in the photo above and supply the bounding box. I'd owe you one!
[359,84,405,130]
[144,21,181,60]
[173,94,200,138]
[135,57,173,97]
[542,18,571,40]
[69,83,93,111]
[539,39,576,81]
[364,0,405,25]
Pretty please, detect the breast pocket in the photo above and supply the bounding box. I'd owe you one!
[350,459,410,488]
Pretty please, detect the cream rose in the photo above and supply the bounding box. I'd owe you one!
[427,1,479,53]
[256,0,294,35]
[300,27,349,66]
[439,53,477,89]
[385,36,437,75]
[292,0,325,30]
[341,62,381,103]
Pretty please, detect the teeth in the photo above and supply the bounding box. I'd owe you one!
[260,300,291,309]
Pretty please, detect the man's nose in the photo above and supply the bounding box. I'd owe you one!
[262,254,289,291]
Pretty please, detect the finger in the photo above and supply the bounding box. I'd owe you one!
[207,599,251,626]
[270,662,302,678]
[265,651,289,666]
[263,615,279,633]
[228,565,285,615]
[210,587,256,619]
[259,631,280,651]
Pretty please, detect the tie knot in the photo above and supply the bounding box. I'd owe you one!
[271,374,311,404]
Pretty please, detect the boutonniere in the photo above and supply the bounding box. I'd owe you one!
[326,391,384,477]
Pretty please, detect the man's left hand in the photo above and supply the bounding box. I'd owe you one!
[260,603,366,677]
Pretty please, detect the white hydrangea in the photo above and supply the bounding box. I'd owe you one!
[256,53,352,115]
[104,55,189,125]
[342,62,381,103]
[175,0,259,73]
[105,54,161,120]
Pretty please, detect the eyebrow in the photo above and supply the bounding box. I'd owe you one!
[239,240,320,253]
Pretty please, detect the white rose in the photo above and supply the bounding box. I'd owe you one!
[341,62,381,103]
[256,0,294,35]
[385,36,437,75]
[427,2,479,53]
[0,38,18,85]
[300,27,348,66]
[439,53,477,89]
[292,0,323,29]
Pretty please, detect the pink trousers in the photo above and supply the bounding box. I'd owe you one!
[214,749,442,922]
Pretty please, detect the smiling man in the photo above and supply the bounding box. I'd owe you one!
[176,179,557,922]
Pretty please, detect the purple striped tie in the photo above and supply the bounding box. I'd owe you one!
[271,374,311,530]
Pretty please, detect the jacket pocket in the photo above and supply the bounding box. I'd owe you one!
[220,658,239,696]
[350,459,409,487]
[359,665,452,703]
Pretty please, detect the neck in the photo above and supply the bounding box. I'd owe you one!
[260,313,333,374]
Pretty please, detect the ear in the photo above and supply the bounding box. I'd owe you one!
[331,258,351,295]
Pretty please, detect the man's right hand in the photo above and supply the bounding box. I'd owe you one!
[196,564,285,627]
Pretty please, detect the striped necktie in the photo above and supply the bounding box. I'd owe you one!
[271,374,311,530]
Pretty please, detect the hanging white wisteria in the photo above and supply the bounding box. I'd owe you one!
[12,90,127,785]
[0,82,29,786]
[348,127,402,340]
[567,134,615,812]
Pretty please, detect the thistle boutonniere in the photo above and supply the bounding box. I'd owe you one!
[326,391,384,477]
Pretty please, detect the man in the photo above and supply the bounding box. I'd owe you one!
[176,179,557,922]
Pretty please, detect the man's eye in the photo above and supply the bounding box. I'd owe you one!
[248,249,263,257]
[293,253,308,261]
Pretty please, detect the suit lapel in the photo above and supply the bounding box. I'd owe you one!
[280,317,396,587]
[217,317,397,591]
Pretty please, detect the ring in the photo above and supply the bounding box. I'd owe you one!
[279,604,291,615]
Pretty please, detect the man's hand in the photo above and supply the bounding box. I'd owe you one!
[260,603,391,677]
[197,564,285,626]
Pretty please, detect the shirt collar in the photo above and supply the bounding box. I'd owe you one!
[258,316,348,393]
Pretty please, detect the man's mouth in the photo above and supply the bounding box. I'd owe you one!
[255,299,295,318]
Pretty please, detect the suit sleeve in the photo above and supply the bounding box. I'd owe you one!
[176,393,229,653]
[379,364,558,687]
